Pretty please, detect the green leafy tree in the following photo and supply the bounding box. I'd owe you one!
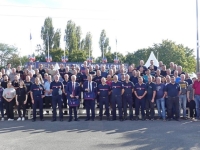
[99,29,110,58]
[68,49,87,62]
[84,32,92,57]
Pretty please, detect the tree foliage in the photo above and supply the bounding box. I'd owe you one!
[68,49,87,62]
[99,30,110,58]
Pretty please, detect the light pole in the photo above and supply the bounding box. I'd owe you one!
[41,27,49,61]
[196,0,199,72]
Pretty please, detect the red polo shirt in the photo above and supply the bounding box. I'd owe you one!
[193,80,200,95]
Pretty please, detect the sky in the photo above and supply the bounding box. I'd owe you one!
[0,0,198,59]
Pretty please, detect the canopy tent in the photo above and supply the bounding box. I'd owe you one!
[144,51,159,67]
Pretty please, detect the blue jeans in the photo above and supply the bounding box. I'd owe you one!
[179,95,187,117]
[195,95,200,118]
[156,98,166,119]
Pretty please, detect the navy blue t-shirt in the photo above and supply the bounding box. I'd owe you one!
[134,83,147,96]
[156,83,165,99]
[98,84,110,97]
[63,80,69,90]
[101,71,108,78]
[30,84,44,97]
[50,81,64,96]
[146,82,156,100]
[165,83,180,97]
[93,76,102,86]
[111,81,124,95]
[123,81,134,95]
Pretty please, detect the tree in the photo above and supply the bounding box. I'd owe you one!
[76,26,82,50]
[99,30,110,58]
[68,49,87,62]
[65,20,78,54]
[40,17,61,54]
[50,48,66,62]
[124,40,196,72]
[84,32,93,57]
[0,43,18,66]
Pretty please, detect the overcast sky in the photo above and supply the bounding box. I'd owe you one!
[0,0,198,58]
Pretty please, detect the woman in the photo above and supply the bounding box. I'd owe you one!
[16,80,27,121]
[3,81,16,121]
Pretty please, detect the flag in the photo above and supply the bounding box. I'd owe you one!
[30,33,32,40]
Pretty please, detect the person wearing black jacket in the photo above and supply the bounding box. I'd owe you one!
[16,80,27,121]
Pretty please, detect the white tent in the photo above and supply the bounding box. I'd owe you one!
[144,51,159,67]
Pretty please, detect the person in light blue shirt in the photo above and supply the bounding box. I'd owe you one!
[44,75,52,112]
[174,70,181,83]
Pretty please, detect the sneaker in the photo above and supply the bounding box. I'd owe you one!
[1,118,4,121]
[8,118,14,121]
[22,117,25,121]
[17,117,21,121]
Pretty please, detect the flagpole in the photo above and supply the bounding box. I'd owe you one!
[116,39,117,59]
[197,0,199,72]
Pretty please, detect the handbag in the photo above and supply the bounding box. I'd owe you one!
[68,98,80,107]
[83,92,95,100]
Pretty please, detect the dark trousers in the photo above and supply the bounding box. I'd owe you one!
[111,95,122,120]
[123,94,133,119]
[99,97,109,117]
[135,98,145,116]
[26,93,32,109]
[96,95,100,106]
[52,95,63,120]
[33,96,43,120]
[45,96,52,108]
[167,97,179,119]
[145,100,155,118]
[69,106,77,120]
[4,100,14,119]
[62,93,67,108]
[0,99,4,118]
[17,100,26,118]
[188,100,196,118]
[85,100,95,119]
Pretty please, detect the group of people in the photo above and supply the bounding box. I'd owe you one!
[0,60,199,122]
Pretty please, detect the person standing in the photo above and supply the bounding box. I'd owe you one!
[123,74,134,120]
[66,75,80,122]
[24,76,33,109]
[98,77,110,121]
[3,81,16,121]
[44,75,52,114]
[145,76,156,120]
[134,77,147,121]
[111,75,124,121]
[16,80,27,121]
[193,72,200,120]
[187,78,196,119]
[155,77,166,121]
[179,74,188,120]
[0,83,4,121]
[83,75,97,121]
[50,75,64,122]
[165,76,181,121]
[30,77,45,122]
[62,74,69,113]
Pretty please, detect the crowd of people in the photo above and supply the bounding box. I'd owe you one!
[0,60,199,122]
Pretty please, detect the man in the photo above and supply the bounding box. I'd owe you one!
[27,64,35,75]
[118,68,125,81]
[111,75,124,121]
[134,77,147,120]
[93,70,102,108]
[166,69,172,77]
[66,75,80,122]
[80,61,88,75]
[62,74,69,111]
[127,65,134,77]
[193,72,200,120]
[148,60,157,72]
[143,69,151,83]
[50,75,64,122]
[83,75,97,121]
[73,68,82,84]
[137,60,147,74]
[177,66,185,76]
[38,64,46,79]
[5,63,12,76]
[169,62,175,74]
[179,74,188,119]
[165,76,181,121]
[155,69,162,78]
[156,77,166,121]
[101,65,108,78]
[120,73,126,83]
[44,75,52,113]
[123,74,134,120]
[161,65,167,77]
[58,64,66,80]
[187,78,196,119]
[16,66,24,79]
[145,76,156,120]
[12,75,20,90]
[157,61,163,70]
[30,77,45,122]
[174,70,181,83]
[24,75,33,109]
[185,73,193,85]
[9,68,17,82]
[98,77,110,121]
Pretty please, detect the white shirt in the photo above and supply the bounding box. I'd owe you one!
[88,81,92,92]
[28,69,35,75]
